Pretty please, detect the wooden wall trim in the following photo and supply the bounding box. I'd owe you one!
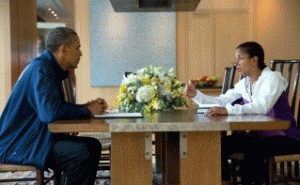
[10,0,37,87]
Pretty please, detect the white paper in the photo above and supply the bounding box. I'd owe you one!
[197,108,208,114]
[95,112,143,118]
[198,104,218,109]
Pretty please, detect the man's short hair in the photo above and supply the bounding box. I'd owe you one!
[45,27,78,53]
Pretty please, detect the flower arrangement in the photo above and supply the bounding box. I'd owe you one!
[114,65,188,113]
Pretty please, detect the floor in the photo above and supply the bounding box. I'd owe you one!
[1,148,300,184]
[0,170,110,185]
[1,171,300,185]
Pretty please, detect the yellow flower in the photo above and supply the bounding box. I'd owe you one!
[151,77,159,84]
[112,93,121,108]
[165,83,171,90]
[128,93,134,101]
[119,85,127,93]
[145,104,153,113]
[142,76,151,85]
[117,65,188,112]
[112,98,119,108]
[145,97,162,112]
[152,98,161,110]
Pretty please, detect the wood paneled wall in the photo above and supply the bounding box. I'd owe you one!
[10,0,37,87]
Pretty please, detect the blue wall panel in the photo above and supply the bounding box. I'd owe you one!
[89,0,176,87]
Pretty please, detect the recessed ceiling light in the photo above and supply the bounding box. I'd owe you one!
[51,11,55,14]
[54,14,57,17]
[48,8,51,11]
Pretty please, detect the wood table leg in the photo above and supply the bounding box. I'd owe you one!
[111,132,152,185]
[180,131,221,185]
[155,132,180,185]
[165,132,180,185]
[155,132,165,181]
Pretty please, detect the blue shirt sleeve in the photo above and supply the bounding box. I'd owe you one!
[31,65,91,123]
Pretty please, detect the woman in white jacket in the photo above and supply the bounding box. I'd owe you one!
[185,42,300,184]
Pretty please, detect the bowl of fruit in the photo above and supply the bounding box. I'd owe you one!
[191,75,218,88]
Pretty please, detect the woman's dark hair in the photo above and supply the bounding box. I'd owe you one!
[45,27,78,53]
[237,41,267,70]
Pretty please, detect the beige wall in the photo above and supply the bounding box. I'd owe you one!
[73,0,300,108]
[179,12,252,86]
[198,0,252,10]
[0,0,11,111]
[0,0,37,112]
[252,0,300,118]
[253,0,300,64]
[75,0,119,107]
[1,0,299,110]
[74,0,253,106]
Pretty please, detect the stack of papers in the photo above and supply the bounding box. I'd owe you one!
[95,110,143,118]
[197,108,208,114]
[198,104,219,109]
[197,104,218,114]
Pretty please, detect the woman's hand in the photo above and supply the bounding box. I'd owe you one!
[184,81,197,98]
[205,106,228,116]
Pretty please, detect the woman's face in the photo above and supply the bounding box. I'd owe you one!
[234,48,257,76]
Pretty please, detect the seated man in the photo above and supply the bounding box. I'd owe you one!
[0,27,107,185]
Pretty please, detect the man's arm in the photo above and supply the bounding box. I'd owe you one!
[32,67,92,122]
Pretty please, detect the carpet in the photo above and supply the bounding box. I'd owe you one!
[0,170,110,185]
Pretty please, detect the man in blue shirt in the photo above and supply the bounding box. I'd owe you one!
[0,27,107,184]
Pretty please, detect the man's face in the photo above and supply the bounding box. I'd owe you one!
[64,36,82,70]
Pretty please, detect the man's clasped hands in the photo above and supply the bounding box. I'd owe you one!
[85,98,108,116]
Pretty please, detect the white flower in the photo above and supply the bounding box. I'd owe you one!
[160,76,171,84]
[152,99,163,110]
[122,74,142,86]
[153,66,163,77]
[117,65,187,112]
[159,86,171,97]
[136,85,155,103]
[127,86,137,93]
[136,68,147,76]
[168,67,175,78]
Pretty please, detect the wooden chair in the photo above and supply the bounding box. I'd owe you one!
[62,77,111,180]
[270,60,300,115]
[124,71,134,78]
[221,66,236,94]
[267,60,300,184]
[0,165,58,184]
[229,60,300,184]
[0,81,76,185]
[0,77,79,184]
[0,76,79,185]
[61,76,76,104]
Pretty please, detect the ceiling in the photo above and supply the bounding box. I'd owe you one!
[37,0,72,22]
[109,0,201,12]
[37,0,204,22]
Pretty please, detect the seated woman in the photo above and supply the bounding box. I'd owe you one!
[185,41,300,184]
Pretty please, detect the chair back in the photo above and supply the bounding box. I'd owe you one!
[61,77,76,104]
[222,66,236,94]
[270,60,300,116]
[123,72,137,79]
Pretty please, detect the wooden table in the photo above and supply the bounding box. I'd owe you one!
[49,109,290,185]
